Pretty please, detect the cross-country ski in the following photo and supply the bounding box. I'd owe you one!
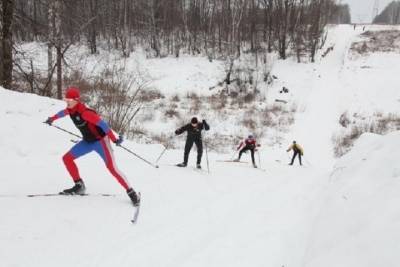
[26,193,116,198]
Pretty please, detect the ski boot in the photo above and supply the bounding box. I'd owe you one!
[196,163,202,169]
[253,163,258,168]
[127,188,140,207]
[176,162,187,167]
[61,179,86,195]
[233,158,240,162]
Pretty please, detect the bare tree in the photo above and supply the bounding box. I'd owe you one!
[89,65,151,134]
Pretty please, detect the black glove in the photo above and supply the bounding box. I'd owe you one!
[114,135,123,146]
[44,117,53,125]
[202,119,210,131]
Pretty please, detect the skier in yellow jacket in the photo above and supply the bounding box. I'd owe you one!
[286,141,304,166]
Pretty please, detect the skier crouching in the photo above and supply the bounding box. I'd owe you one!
[234,134,260,168]
[44,87,140,206]
[175,117,210,169]
[286,140,304,166]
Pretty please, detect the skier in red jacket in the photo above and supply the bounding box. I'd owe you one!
[45,87,139,206]
[234,134,260,168]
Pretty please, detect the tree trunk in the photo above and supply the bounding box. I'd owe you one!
[33,0,39,39]
[55,0,62,99]
[47,0,54,96]
[267,0,273,53]
[309,0,323,63]
[88,0,97,54]
[1,0,15,89]
[56,46,62,98]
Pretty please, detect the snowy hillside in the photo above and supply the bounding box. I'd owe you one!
[304,131,400,267]
[1,24,400,267]
[275,24,400,166]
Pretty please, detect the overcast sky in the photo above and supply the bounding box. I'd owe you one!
[342,0,394,23]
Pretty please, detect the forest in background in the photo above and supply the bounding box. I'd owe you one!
[1,0,351,97]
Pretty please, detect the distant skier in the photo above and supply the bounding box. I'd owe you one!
[44,87,139,206]
[286,140,304,166]
[234,134,260,168]
[175,117,210,169]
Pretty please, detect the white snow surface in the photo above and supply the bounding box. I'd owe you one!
[2,25,400,267]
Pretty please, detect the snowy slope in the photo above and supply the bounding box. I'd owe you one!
[273,24,400,167]
[304,132,400,267]
[2,87,400,267]
[0,88,328,267]
[2,24,400,267]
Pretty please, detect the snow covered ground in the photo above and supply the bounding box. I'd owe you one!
[1,24,400,267]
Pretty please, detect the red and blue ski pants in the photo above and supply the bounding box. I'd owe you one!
[62,136,131,190]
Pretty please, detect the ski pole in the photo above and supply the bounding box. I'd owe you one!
[119,145,159,169]
[155,145,168,165]
[205,141,210,173]
[203,134,210,174]
[257,150,261,168]
[46,123,82,139]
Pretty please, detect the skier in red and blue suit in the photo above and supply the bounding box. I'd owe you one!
[45,87,139,206]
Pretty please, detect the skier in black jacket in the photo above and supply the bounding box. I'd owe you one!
[175,117,210,169]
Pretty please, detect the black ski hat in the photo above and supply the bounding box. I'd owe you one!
[191,117,198,124]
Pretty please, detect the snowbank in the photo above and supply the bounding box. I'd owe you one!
[305,131,400,267]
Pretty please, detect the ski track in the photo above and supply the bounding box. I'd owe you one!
[0,152,331,267]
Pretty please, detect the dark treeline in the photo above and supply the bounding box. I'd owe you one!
[373,1,400,24]
[11,0,349,59]
[1,0,349,93]
[328,3,351,24]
